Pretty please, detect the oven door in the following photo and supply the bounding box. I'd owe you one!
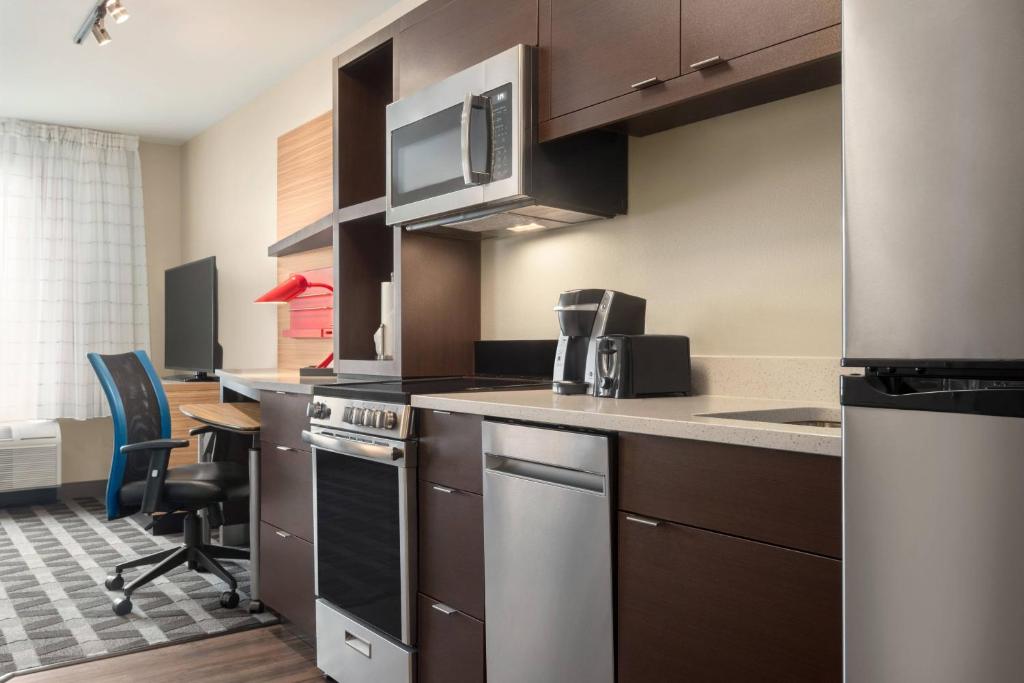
[305,428,417,646]
[386,44,528,227]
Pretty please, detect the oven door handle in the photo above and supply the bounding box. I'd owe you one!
[301,430,400,461]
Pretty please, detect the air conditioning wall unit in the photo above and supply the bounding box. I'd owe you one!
[0,420,61,506]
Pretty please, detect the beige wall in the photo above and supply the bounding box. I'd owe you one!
[181,0,426,370]
[482,86,842,357]
[140,141,184,376]
[62,141,184,484]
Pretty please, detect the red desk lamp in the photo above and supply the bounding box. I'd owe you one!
[255,273,334,369]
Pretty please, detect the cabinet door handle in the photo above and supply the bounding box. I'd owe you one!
[432,602,458,616]
[432,410,452,415]
[431,485,456,494]
[689,55,724,70]
[625,515,661,527]
[344,631,372,658]
[274,530,291,538]
[275,445,295,452]
[630,76,663,90]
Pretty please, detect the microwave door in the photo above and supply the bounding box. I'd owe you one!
[386,63,485,226]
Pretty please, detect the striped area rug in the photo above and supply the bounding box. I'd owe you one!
[0,497,275,677]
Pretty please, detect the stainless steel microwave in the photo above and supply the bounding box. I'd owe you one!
[385,44,627,236]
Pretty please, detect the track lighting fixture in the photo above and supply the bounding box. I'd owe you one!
[91,18,111,45]
[105,0,130,24]
[73,0,129,45]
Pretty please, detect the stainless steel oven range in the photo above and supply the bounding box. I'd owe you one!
[302,376,546,683]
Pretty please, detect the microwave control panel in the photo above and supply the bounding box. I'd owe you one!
[486,82,514,182]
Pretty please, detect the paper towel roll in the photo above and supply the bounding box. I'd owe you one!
[378,281,394,360]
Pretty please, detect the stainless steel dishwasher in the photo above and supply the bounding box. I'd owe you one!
[482,420,614,683]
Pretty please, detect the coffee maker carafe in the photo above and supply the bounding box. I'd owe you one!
[552,289,646,395]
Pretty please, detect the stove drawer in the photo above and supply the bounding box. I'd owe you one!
[316,599,414,683]
[419,410,483,494]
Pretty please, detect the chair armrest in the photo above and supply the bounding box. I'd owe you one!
[120,439,190,513]
[121,439,189,453]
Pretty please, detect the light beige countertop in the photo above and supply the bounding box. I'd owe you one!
[411,390,841,457]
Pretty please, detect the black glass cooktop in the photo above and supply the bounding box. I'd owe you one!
[313,376,549,404]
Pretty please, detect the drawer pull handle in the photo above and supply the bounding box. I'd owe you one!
[275,445,295,452]
[432,410,452,415]
[274,530,291,538]
[432,485,456,494]
[689,55,724,70]
[344,631,372,658]
[630,76,662,90]
[432,602,458,616]
[625,515,661,527]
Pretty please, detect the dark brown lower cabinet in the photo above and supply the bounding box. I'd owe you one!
[259,521,315,639]
[259,441,313,542]
[418,480,485,620]
[417,593,485,683]
[617,511,841,683]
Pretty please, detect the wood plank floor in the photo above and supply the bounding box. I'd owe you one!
[16,625,322,683]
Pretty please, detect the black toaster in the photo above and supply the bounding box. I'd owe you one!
[593,334,691,398]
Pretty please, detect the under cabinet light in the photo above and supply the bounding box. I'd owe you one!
[507,222,548,233]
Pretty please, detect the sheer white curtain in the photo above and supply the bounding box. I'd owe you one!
[0,119,150,420]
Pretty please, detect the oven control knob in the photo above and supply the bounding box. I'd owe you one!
[383,411,398,430]
[307,401,330,419]
[342,406,354,423]
[363,410,376,427]
[372,410,385,429]
[351,408,364,424]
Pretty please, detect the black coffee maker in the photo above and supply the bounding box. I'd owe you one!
[552,289,646,395]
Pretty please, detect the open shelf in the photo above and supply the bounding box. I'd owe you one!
[335,217,395,364]
[267,213,333,257]
[329,27,480,378]
[334,38,393,212]
[337,196,386,226]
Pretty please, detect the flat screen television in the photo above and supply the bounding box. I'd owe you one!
[164,256,222,381]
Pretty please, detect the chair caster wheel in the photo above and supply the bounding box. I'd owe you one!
[105,574,124,591]
[113,597,133,616]
[248,599,264,614]
[220,591,240,609]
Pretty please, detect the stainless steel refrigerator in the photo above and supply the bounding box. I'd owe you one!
[842,0,1024,681]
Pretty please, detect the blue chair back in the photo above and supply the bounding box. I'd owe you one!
[87,350,171,519]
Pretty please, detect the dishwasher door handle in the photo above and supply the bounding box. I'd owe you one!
[484,453,606,495]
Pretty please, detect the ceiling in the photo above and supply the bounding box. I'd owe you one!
[0,0,400,143]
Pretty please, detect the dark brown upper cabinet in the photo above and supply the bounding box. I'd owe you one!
[538,0,840,140]
[397,0,538,99]
[542,0,681,120]
[680,0,840,75]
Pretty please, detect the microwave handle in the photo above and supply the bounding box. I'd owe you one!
[461,93,492,185]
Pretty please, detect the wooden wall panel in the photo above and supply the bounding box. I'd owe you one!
[277,112,333,239]
[276,113,334,369]
[162,381,221,469]
[277,247,334,370]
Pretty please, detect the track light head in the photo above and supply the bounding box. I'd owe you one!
[91,18,111,45]
[106,0,130,24]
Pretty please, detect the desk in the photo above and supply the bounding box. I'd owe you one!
[179,402,264,613]
[162,380,220,468]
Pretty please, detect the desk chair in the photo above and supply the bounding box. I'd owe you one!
[88,350,250,616]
